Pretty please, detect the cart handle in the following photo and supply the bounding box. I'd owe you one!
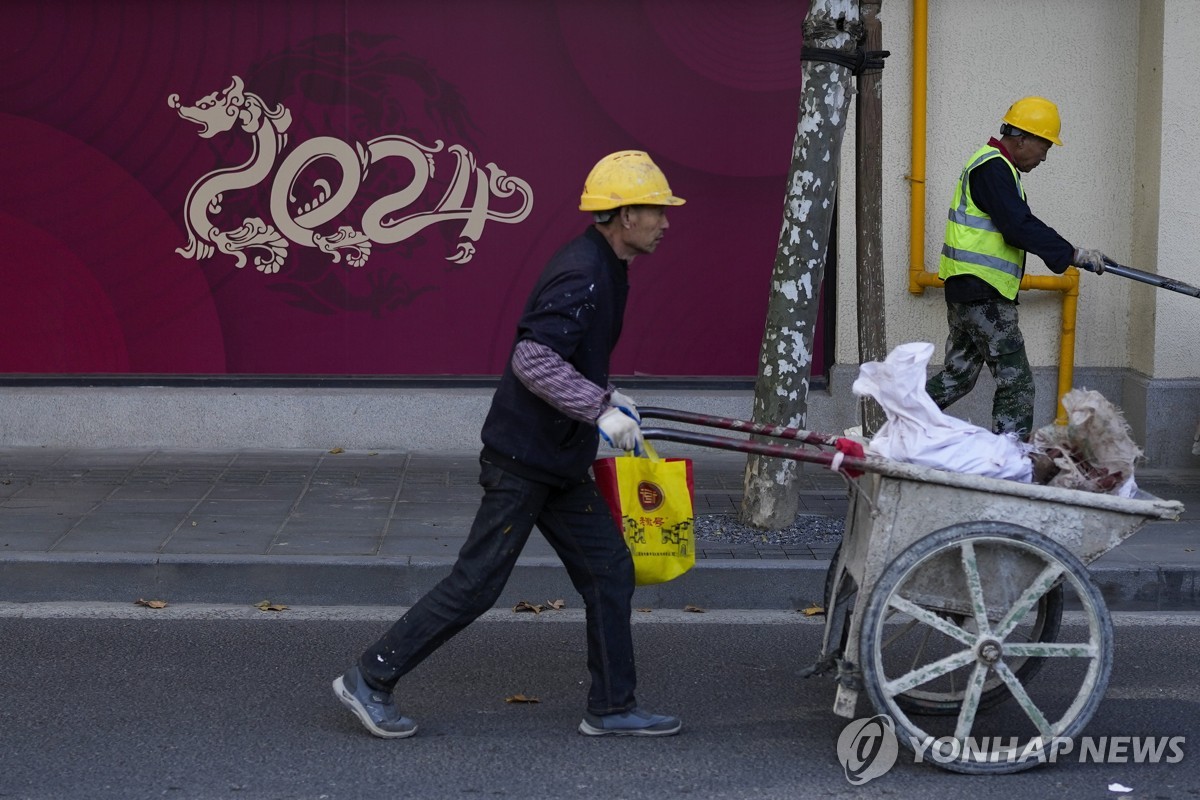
[640,425,876,475]
[638,406,843,447]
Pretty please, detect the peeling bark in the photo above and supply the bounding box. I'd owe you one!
[740,0,857,530]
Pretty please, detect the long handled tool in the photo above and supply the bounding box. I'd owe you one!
[1094,257,1200,298]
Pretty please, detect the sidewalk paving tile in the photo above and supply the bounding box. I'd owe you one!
[0,449,1194,579]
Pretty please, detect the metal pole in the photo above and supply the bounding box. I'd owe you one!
[1098,259,1200,298]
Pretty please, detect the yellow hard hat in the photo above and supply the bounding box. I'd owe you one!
[578,150,686,211]
[1002,96,1064,146]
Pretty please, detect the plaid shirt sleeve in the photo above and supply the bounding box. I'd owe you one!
[511,339,608,423]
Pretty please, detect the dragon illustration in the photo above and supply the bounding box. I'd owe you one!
[169,76,292,273]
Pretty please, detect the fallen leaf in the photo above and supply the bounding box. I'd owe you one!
[636,608,653,613]
[683,605,706,613]
[513,601,543,614]
[255,600,288,612]
[545,599,566,610]
[328,447,344,455]
[505,694,540,704]
[1108,784,1133,794]
[135,598,168,609]
[801,606,826,617]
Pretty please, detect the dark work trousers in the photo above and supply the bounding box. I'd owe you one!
[925,298,1035,438]
[358,458,638,716]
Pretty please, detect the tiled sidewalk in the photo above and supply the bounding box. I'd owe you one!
[1,447,1198,610]
[0,449,850,562]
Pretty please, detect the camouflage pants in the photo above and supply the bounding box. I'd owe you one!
[924,299,1034,438]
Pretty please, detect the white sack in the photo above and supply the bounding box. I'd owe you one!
[852,342,1032,482]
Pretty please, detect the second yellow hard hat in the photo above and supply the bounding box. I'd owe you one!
[1003,96,1064,146]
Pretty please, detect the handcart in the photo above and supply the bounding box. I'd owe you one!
[637,407,1184,774]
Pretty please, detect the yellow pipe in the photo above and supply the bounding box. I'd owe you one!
[905,0,1076,420]
[1052,268,1080,425]
[907,0,928,295]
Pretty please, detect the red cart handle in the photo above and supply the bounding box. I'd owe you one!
[637,407,871,477]
[638,406,843,447]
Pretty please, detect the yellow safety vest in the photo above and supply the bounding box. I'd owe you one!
[937,145,1025,300]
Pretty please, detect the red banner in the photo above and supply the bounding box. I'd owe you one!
[0,0,820,377]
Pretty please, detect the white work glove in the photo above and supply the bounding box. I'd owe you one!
[597,407,645,454]
[608,388,640,422]
[1073,247,1107,275]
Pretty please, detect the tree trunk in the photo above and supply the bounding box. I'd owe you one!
[740,0,859,529]
[855,0,887,436]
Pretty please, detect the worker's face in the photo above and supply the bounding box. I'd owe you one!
[1011,134,1053,173]
[620,205,670,255]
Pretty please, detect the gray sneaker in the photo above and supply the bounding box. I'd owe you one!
[578,707,682,737]
[332,666,417,739]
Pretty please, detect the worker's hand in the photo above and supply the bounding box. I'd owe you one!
[598,407,645,454]
[608,388,640,423]
[1073,247,1107,275]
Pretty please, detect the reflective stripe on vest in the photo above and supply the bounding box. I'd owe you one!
[937,145,1025,300]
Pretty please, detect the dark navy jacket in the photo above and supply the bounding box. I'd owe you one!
[480,226,629,485]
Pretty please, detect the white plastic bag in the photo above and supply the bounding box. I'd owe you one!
[852,342,1032,482]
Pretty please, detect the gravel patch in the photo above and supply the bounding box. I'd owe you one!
[695,512,844,546]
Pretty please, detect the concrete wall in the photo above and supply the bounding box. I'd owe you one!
[833,0,1200,465]
[1152,0,1200,379]
[0,386,767,458]
[0,366,1125,459]
[837,0,1139,369]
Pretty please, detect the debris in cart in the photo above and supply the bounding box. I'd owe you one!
[1030,389,1142,497]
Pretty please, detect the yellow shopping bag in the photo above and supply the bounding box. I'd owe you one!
[593,442,695,585]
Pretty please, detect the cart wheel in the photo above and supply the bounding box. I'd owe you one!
[893,582,1063,717]
[821,541,855,658]
[827,538,1063,717]
[859,522,1112,775]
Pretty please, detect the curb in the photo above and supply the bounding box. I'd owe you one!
[2,554,1198,612]
[0,554,827,610]
[1088,562,1200,612]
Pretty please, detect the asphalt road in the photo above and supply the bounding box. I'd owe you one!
[0,607,1197,800]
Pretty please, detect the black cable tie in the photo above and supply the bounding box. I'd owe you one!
[800,45,890,76]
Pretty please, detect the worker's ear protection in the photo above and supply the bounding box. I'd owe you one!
[1001,123,1053,150]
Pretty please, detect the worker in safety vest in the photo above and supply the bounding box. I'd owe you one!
[925,96,1107,439]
